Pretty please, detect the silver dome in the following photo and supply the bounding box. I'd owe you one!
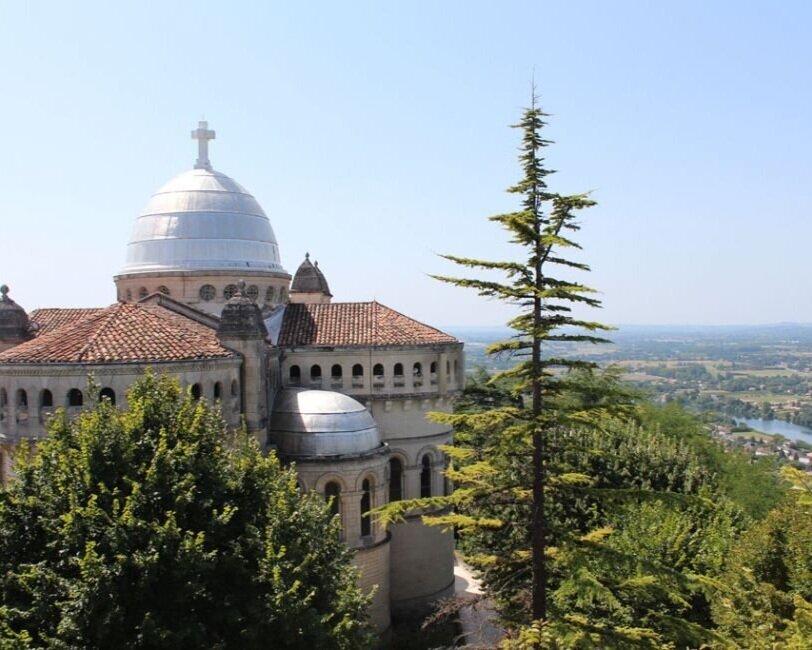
[119,168,285,275]
[271,388,382,458]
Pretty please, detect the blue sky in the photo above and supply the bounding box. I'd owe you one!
[1,1,810,326]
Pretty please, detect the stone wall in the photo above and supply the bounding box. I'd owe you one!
[0,358,243,443]
[114,269,290,317]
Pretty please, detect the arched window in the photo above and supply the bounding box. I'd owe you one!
[138,287,148,300]
[446,360,451,375]
[265,286,275,303]
[289,365,301,385]
[373,363,384,376]
[394,363,404,376]
[40,389,53,408]
[421,455,432,498]
[454,360,458,377]
[280,287,288,302]
[68,389,83,407]
[157,286,170,295]
[125,289,133,302]
[389,458,403,502]
[352,364,364,378]
[360,478,372,537]
[331,364,342,379]
[224,284,239,300]
[99,387,116,405]
[413,362,423,387]
[325,481,341,518]
[213,382,222,400]
[310,365,322,380]
[191,383,202,401]
[247,285,259,302]
[0,388,6,408]
[16,389,27,409]
[430,361,438,374]
[231,379,239,397]
[199,284,216,301]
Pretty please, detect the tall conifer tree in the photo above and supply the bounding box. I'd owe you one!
[433,92,608,625]
[379,96,738,647]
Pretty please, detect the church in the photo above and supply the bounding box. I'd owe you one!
[0,122,464,633]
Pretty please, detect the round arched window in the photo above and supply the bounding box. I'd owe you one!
[138,287,148,299]
[246,285,259,301]
[157,286,170,296]
[265,286,275,303]
[100,387,116,405]
[325,481,341,517]
[199,285,216,301]
[361,479,372,537]
[224,284,239,300]
[421,455,432,498]
[389,458,403,502]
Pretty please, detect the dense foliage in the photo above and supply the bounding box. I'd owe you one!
[0,373,372,649]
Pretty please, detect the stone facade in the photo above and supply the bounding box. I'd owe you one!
[114,269,291,317]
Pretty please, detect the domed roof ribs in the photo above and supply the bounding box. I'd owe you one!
[117,122,288,277]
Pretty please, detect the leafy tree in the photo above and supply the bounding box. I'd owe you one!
[0,372,372,649]
[711,495,812,646]
[638,402,786,519]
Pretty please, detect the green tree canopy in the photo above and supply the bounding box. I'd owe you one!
[0,372,372,649]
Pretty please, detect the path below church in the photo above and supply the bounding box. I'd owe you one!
[454,553,504,647]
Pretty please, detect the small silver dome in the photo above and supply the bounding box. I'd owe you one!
[271,388,382,458]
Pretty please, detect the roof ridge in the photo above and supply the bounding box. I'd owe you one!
[375,301,451,337]
[74,304,125,362]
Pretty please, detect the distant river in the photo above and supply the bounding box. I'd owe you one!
[733,418,812,446]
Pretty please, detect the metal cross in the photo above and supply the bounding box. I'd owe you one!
[191,120,216,170]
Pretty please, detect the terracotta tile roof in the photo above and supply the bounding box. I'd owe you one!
[278,301,458,347]
[0,303,236,364]
[30,308,105,336]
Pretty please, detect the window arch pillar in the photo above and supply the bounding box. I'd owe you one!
[438,351,449,394]
[402,464,422,500]
[340,489,364,545]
